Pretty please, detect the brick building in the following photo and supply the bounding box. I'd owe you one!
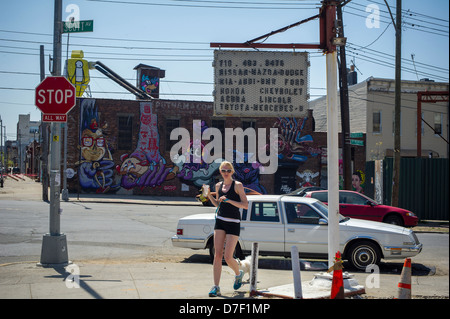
[64,97,366,197]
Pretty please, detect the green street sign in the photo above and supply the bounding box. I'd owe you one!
[350,132,363,138]
[350,139,364,146]
[63,20,94,33]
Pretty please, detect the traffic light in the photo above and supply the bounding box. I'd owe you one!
[67,50,90,97]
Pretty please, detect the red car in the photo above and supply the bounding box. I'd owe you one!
[304,190,418,227]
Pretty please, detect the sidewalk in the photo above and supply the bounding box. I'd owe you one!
[0,251,447,299]
[0,258,335,299]
[0,174,200,207]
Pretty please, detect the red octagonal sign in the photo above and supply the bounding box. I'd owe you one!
[35,76,76,122]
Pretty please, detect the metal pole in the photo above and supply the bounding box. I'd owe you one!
[337,4,352,190]
[291,246,303,299]
[61,33,69,201]
[40,45,49,202]
[249,242,259,296]
[391,0,402,207]
[49,0,62,234]
[62,122,68,201]
[39,0,69,267]
[49,122,61,235]
[326,51,340,269]
[417,93,422,158]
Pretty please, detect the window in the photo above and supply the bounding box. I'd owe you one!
[311,192,328,203]
[241,209,247,221]
[118,116,133,150]
[340,192,368,205]
[372,111,381,133]
[434,113,442,135]
[165,119,180,152]
[211,119,225,136]
[285,203,321,224]
[250,202,279,222]
[242,120,256,153]
[211,119,225,153]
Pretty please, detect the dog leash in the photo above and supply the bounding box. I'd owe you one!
[214,202,220,219]
[214,197,230,219]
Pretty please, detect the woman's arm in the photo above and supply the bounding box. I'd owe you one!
[207,183,221,207]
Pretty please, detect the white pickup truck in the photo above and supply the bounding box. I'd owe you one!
[171,195,422,270]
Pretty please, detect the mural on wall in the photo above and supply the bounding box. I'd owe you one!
[76,100,267,194]
[352,170,365,193]
[296,169,320,187]
[116,101,175,189]
[274,117,319,162]
[232,151,267,194]
[171,121,267,194]
[140,74,159,95]
[77,99,120,193]
[172,120,221,188]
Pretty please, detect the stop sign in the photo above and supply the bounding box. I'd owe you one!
[35,76,76,122]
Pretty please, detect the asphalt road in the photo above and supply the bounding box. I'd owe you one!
[0,178,448,298]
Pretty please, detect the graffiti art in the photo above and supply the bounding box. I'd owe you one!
[77,99,120,193]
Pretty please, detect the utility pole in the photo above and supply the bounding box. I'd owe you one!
[391,0,402,207]
[337,2,352,190]
[40,45,49,202]
[39,0,69,267]
[320,0,341,269]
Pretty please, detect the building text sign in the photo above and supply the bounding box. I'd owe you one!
[213,50,309,117]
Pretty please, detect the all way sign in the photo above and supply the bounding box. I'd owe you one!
[42,114,68,122]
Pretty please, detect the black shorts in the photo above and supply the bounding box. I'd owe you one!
[214,218,240,236]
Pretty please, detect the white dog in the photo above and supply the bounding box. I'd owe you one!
[236,256,252,280]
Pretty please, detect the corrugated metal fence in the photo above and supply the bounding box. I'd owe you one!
[366,158,449,221]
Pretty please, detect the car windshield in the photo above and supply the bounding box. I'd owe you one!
[312,201,348,222]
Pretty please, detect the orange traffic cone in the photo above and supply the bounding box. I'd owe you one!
[397,258,412,299]
[328,251,344,299]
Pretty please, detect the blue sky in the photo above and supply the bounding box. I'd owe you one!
[0,0,448,139]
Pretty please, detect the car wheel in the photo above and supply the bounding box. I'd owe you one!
[384,214,404,226]
[208,238,243,264]
[347,240,381,271]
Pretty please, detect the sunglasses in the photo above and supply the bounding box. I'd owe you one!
[221,169,232,173]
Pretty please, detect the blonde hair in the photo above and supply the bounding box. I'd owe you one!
[219,160,235,174]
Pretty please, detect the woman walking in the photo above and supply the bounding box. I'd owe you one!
[205,161,248,297]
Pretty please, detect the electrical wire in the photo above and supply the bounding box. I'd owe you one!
[86,0,320,10]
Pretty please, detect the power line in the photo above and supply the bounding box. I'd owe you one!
[348,42,449,73]
[350,1,449,29]
[344,4,449,37]
[364,0,449,23]
[86,0,320,10]
[0,37,213,51]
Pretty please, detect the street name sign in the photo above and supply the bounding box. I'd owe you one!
[350,139,364,146]
[63,20,94,33]
[350,132,363,138]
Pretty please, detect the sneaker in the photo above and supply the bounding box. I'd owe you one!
[233,270,244,290]
[209,285,221,297]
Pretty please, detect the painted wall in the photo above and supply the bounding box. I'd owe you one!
[66,98,363,197]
